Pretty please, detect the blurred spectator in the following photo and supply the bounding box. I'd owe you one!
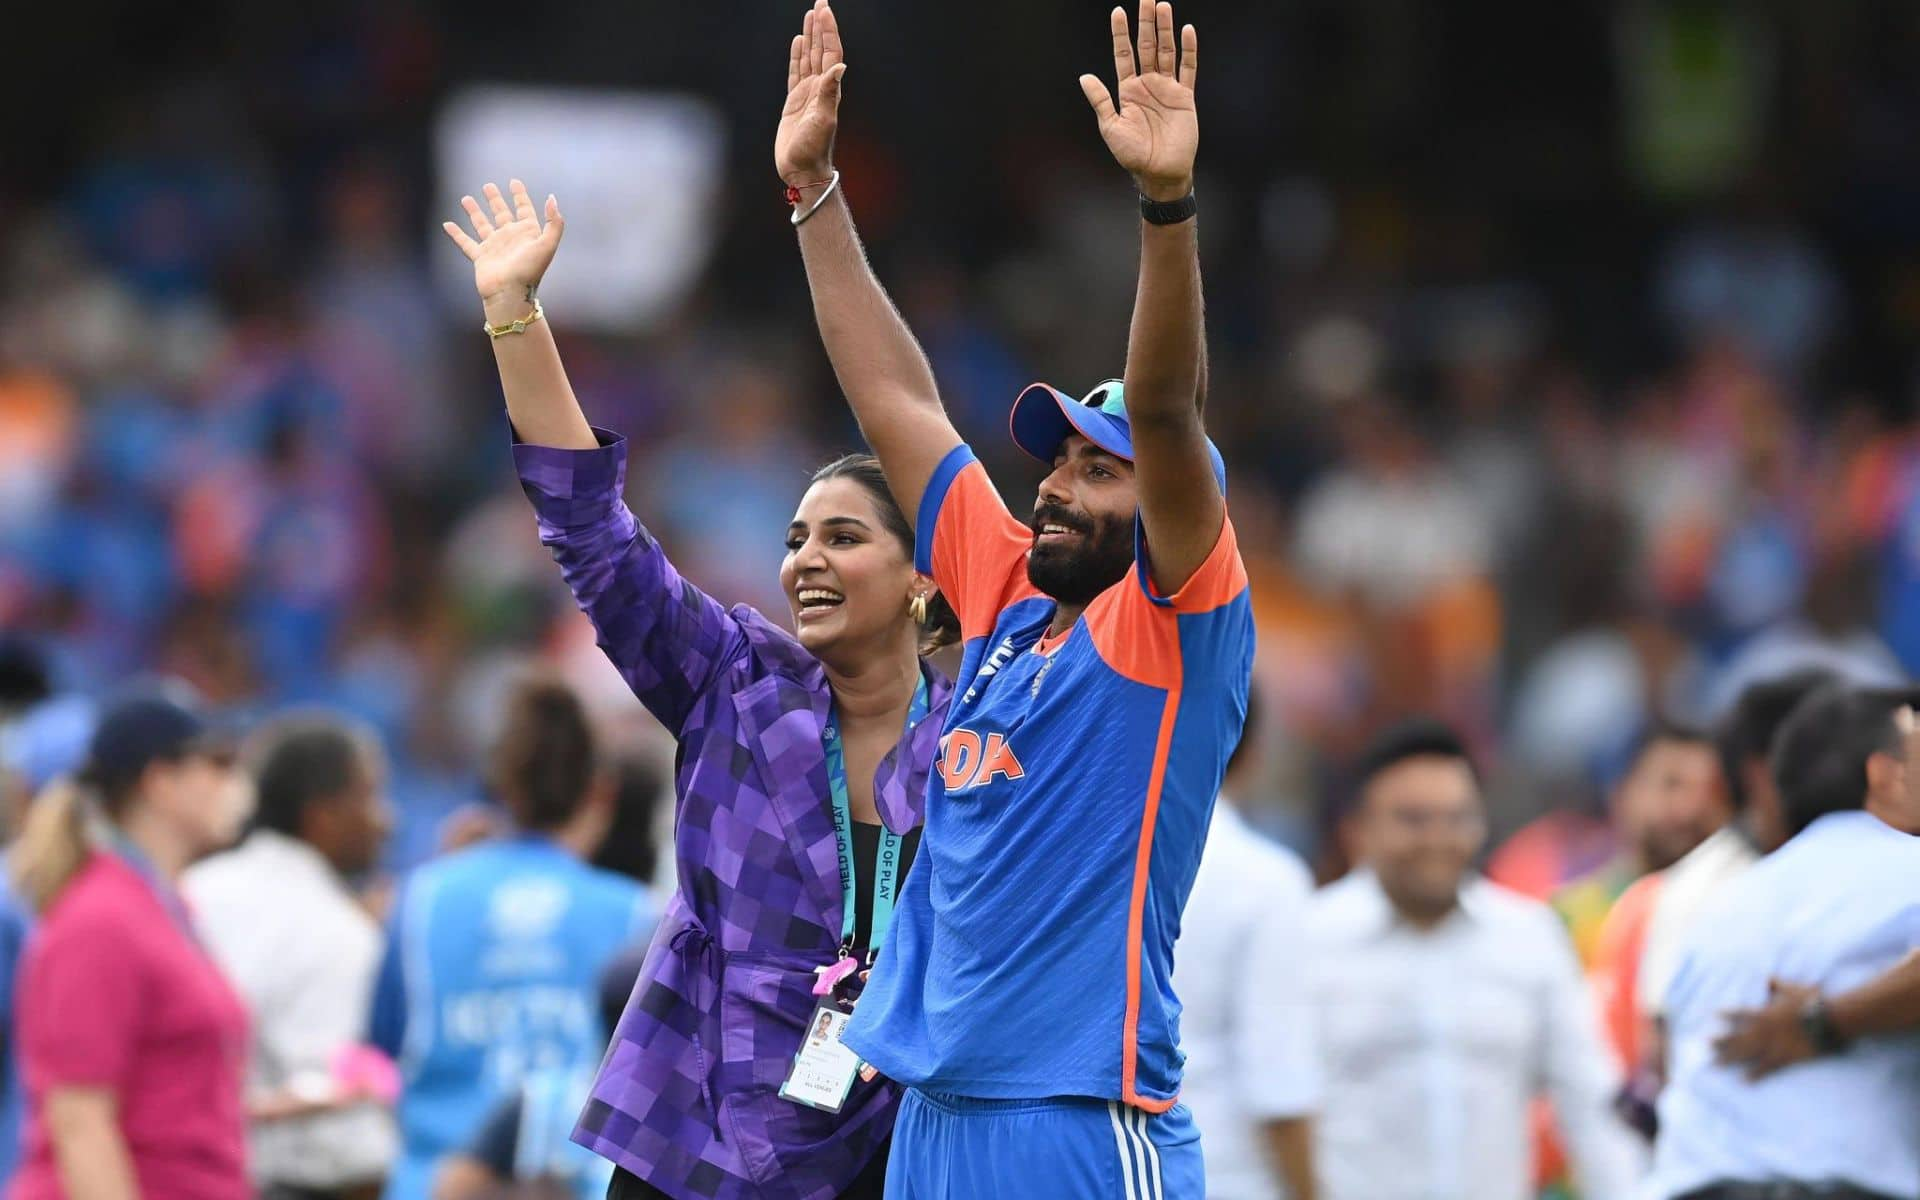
[431,944,651,1200]
[366,674,653,1200]
[9,687,255,1200]
[1173,689,1319,1200]
[1293,395,1493,614]
[1293,394,1499,734]
[0,874,27,1193]
[1631,670,1838,1060]
[1304,721,1642,1200]
[0,687,92,1193]
[1647,684,1920,1200]
[1551,724,1727,970]
[185,713,399,1200]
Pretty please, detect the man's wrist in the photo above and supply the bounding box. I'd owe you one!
[1799,994,1849,1055]
[781,164,836,190]
[1137,174,1194,203]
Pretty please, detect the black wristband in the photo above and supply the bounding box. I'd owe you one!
[1139,190,1197,226]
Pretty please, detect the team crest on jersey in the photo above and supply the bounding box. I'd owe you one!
[938,728,1026,793]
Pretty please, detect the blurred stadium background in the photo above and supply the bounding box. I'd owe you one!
[5,0,1920,883]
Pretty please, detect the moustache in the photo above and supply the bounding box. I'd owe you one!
[1030,505,1094,538]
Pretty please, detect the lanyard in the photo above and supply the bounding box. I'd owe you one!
[822,674,928,963]
[105,834,199,943]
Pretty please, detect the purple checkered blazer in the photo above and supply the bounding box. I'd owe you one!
[514,432,951,1200]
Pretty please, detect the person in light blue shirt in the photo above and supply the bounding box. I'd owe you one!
[368,675,655,1200]
[0,873,30,1188]
[1650,683,1920,1200]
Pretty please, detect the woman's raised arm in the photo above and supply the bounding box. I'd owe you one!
[446,181,747,734]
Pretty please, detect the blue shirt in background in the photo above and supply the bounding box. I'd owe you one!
[0,876,29,1188]
[368,837,653,1200]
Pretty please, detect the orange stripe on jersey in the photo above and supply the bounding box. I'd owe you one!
[1121,688,1182,1114]
[929,460,1043,642]
[1142,511,1248,614]
[1083,515,1245,689]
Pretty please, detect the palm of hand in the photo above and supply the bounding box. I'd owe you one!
[1102,74,1197,185]
[472,218,549,300]
[777,79,836,180]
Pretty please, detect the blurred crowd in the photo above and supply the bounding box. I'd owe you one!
[1,1,1919,1198]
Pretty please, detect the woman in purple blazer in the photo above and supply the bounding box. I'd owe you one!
[442,180,959,1200]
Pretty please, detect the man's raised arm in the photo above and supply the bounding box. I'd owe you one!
[1081,1,1221,594]
[778,0,962,520]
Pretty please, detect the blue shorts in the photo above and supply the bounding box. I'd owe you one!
[885,1089,1203,1199]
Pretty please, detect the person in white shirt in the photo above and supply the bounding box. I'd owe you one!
[1305,719,1643,1200]
[186,713,398,1200]
[1637,669,1838,1038]
[1648,684,1920,1200]
[1173,688,1319,1199]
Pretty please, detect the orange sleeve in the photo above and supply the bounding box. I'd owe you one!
[1084,513,1249,689]
[1593,873,1661,1071]
[1136,511,1249,615]
[917,445,1041,642]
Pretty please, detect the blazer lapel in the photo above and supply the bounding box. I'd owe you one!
[732,674,843,926]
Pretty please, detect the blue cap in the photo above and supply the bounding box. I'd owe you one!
[83,684,230,787]
[1008,379,1227,493]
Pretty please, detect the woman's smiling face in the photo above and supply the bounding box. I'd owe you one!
[780,476,919,659]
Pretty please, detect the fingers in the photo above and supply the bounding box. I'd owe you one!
[1179,22,1197,89]
[509,178,537,223]
[1155,1,1176,76]
[540,194,565,249]
[809,0,826,78]
[441,221,481,261]
[789,33,805,91]
[819,0,843,73]
[1079,74,1117,123]
[460,195,495,241]
[1108,7,1134,82]
[1136,0,1157,77]
[482,182,514,227]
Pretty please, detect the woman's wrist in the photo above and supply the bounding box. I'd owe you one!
[481,287,539,325]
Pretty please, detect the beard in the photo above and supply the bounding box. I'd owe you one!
[1025,504,1136,607]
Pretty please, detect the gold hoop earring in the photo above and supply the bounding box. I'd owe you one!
[908,593,929,626]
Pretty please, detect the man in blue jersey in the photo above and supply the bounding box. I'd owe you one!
[366,677,655,1200]
[779,2,1245,1194]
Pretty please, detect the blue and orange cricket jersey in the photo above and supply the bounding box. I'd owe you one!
[843,443,1253,1110]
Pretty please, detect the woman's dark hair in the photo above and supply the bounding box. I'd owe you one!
[810,454,962,655]
[489,673,597,832]
[591,748,664,884]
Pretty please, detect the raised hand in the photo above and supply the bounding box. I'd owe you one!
[1078,1,1198,201]
[775,0,847,188]
[441,179,565,309]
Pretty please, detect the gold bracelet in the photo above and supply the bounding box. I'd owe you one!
[483,297,544,339]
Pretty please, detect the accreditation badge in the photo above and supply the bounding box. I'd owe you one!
[779,1003,864,1113]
